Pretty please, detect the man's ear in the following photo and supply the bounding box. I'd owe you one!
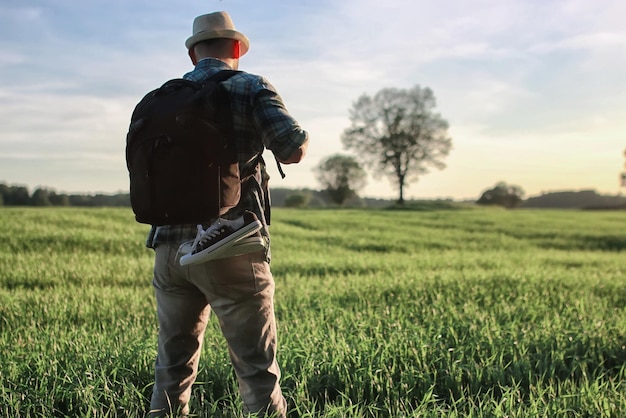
[233,40,241,59]
[188,48,198,65]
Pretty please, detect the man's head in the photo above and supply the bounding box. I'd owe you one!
[186,11,249,67]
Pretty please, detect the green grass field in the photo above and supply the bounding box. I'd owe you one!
[0,206,624,417]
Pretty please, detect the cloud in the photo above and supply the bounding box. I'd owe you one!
[529,32,626,54]
[0,4,43,27]
[0,84,132,157]
[0,49,26,67]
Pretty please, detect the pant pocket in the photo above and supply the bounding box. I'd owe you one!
[200,252,272,300]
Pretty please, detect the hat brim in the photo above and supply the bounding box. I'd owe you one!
[185,29,250,55]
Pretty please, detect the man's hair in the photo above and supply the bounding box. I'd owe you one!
[193,38,237,58]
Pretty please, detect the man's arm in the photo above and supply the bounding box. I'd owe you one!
[252,80,309,164]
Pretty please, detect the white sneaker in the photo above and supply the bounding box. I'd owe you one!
[179,211,262,266]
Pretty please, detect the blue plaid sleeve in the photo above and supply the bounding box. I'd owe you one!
[251,78,308,162]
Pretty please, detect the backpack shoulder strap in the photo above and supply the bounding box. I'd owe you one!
[204,69,241,84]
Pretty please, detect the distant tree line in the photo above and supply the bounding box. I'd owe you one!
[1,182,624,210]
[0,183,130,207]
[521,189,626,210]
[0,182,389,209]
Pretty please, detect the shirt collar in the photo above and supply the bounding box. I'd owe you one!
[195,57,232,70]
[183,57,233,82]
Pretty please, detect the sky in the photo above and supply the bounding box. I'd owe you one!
[1,0,625,201]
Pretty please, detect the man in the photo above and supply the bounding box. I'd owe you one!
[146,11,309,417]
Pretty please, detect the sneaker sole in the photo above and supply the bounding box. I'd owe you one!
[177,236,265,261]
[179,220,262,266]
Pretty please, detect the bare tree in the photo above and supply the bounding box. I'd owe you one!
[342,85,452,204]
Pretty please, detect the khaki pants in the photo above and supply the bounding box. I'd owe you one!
[149,244,286,417]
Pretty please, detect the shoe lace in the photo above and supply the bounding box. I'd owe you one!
[191,221,226,252]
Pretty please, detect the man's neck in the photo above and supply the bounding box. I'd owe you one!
[196,56,237,70]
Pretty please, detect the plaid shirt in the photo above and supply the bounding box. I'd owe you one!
[145,58,308,249]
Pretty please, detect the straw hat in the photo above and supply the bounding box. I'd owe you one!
[185,11,250,56]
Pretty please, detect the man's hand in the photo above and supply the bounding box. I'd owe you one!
[277,138,308,164]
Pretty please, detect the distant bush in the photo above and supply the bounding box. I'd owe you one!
[285,193,311,208]
[477,182,524,209]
